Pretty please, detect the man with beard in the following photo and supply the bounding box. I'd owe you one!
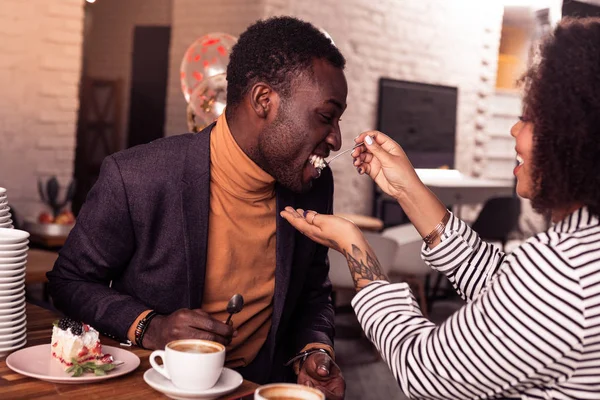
[47,16,347,398]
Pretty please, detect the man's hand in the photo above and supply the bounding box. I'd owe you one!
[142,308,235,349]
[298,352,345,400]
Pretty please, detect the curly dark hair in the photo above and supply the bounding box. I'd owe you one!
[521,17,600,216]
[225,16,345,113]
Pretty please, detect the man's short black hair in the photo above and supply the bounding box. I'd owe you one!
[226,16,345,110]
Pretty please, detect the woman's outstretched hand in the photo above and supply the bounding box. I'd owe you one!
[352,131,420,200]
[279,207,362,253]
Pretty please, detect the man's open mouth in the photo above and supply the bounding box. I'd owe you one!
[309,154,327,178]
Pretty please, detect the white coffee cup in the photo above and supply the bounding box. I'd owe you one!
[254,383,325,400]
[149,339,225,391]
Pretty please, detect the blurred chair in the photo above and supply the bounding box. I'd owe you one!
[471,196,521,252]
[382,223,431,317]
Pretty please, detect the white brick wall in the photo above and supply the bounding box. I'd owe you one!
[164,0,264,137]
[0,0,85,223]
[84,0,172,150]
[261,0,504,215]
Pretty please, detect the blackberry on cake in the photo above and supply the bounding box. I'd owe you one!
[51,317,115,376]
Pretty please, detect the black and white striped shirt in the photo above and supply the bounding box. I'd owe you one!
[352,207,600,399]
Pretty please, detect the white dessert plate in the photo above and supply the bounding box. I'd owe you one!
[0,270,26,282]
[0,276,25,290]
[143,367,243,400]
[0,248,27,257]
[0,312,26,327]
[0,228,29,244]
[0,280,25,290]
[0,274,25,285]
[0,284,25,296]
[0,326,26,340]
[0,319,26,334]
[0,290,25,303]
[0,302,25,316]
[0,334,27,348]
[0,241,28,250]
[0,337,25,357]
[0,260,26,270]
[0,254,27,264]
[0,297,25,309]
[6,344,141,384]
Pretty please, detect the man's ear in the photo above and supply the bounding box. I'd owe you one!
[250,83,277,119]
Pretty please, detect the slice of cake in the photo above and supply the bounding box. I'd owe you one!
[51,317,114,374]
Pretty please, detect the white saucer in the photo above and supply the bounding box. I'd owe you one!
[143,367,243,400]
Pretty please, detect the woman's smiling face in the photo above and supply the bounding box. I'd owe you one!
[511,117,535,200]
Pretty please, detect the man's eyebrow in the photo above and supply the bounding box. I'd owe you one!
[325,99,346,111]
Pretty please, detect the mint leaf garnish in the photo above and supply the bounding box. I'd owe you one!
[65,359,117,377]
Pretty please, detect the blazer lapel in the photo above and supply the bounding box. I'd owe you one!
[180,124,214,308]
[271,185,296,336]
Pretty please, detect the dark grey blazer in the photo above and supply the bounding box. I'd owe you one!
[47,124,335,383]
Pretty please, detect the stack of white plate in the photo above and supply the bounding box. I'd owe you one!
[0,187,13,229]
[0,227,29,356]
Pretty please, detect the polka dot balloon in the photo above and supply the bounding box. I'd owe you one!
[180,32,237,103]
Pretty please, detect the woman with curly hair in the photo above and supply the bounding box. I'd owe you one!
[281,17,600,399]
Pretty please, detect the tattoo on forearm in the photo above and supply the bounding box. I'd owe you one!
[343,244,388,289]
[328,239,340,250]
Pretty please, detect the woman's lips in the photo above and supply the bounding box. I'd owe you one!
[513,164,522,176]
[514,154,524,176]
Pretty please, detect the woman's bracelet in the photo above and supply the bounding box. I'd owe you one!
[423,210,451,246]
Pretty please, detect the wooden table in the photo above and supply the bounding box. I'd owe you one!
[25,249,59,284]
[28,233,68,249]
[0,303,258,399]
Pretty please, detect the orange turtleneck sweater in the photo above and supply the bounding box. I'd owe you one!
[202,113,277,367]
[129,113,332,368]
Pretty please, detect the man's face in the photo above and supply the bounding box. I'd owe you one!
[257,59,348,193]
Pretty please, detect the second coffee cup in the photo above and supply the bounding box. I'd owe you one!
[149,339,225,391]
[254,383,325,400]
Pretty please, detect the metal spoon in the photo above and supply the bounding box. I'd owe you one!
[326,141,365,165]
[225,293,244,325]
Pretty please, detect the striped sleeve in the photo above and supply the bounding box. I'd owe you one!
[421,212,507,302]
[352,239,585,400]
